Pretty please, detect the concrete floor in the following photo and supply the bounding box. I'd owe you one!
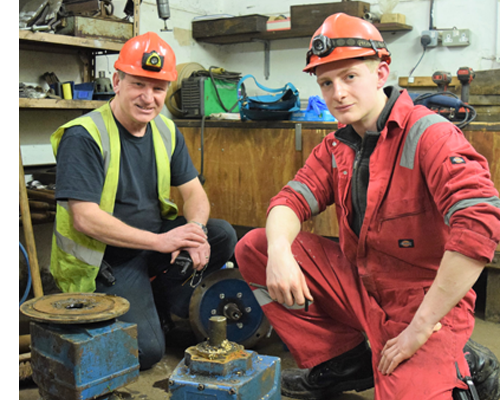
[19,317,500,400]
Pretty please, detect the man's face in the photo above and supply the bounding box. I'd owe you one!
[113,72,169,127]
[316,58,387,131]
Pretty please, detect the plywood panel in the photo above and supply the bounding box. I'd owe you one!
[174,125,303,227]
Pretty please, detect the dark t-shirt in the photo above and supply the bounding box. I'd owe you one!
[54,116,198,261]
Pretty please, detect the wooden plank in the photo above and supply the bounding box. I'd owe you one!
[192,15,269,39]
[19,30,124,52]
[19,98,107,110]
[291,2,370,30]
[398,76,460,88]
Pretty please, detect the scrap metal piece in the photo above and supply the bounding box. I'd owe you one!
[20,293,130,324]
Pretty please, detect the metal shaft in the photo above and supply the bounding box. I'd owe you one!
[208,316,227,347]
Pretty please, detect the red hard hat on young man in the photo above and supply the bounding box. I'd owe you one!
[114,32,178,81]
[304,13,391,74]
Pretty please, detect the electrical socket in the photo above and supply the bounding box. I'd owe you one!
[440,29,471,47]
[421,30,439,47]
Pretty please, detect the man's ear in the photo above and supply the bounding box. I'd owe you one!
[112,72,121,93]
[377,61,390,89]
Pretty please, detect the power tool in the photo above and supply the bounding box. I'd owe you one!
[456,66,475,104]
[432,71,452,92]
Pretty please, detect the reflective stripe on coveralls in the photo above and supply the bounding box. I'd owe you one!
[289,113,500,229]
[445,196,500,226]
[287,180,320,216]
[50,102,178,293]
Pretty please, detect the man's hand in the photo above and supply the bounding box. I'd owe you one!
[155,223,207,253]
[378,250,483,375]
[378,322,441,375]
[266,239,313,307]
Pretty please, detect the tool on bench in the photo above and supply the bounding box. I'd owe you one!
[432,71,452,92]
[410,66,477,129]
[456,66,475,104]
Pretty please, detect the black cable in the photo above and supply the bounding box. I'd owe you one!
[198,115,206,185]
[208,67,239,112]
[408,47,427,80]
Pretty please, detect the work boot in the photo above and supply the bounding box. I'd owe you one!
[464,339,500,400]
[281,341,374,400]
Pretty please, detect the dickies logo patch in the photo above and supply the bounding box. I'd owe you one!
[450,156,466,164]
[398,239,414,248]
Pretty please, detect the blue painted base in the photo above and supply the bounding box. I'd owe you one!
[169,350,281,400]
[30,320,140,400]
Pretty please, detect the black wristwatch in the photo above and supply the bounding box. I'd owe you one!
[190,221,208,235]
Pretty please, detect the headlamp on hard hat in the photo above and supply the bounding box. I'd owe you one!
[142,50,164,72]
[306,34,389,65]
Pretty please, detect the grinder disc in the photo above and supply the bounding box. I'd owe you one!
[20,293,130,324]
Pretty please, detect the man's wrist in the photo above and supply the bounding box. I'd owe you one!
[189,220,208,235]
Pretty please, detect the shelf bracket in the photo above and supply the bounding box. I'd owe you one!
[252,39,270,80]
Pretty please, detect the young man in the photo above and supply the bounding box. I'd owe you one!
[51,32,237,370]
[235,13,500,400]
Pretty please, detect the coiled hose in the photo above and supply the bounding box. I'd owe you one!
[19,242,32,305]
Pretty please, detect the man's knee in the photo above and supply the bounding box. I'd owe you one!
[138,335,165,370]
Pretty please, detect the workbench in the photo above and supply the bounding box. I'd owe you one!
[174,119,500,322]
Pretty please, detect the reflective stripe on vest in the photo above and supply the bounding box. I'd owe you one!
[53,202,104,266]
[50,103,177,292]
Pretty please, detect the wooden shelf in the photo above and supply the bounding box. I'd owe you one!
[20,98,107,110]
[19,30,124,53]
[193,23,412,45]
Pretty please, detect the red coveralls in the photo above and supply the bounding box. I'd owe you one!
[235,90,500,399]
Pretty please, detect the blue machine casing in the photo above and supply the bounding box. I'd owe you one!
[30,320,140,400]
[169,350,281,400]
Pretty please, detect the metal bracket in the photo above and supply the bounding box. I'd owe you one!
[295,123,302,151]
[252,39,270,80]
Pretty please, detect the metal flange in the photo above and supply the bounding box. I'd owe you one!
[189,268,270,349]
[20,293,130,324]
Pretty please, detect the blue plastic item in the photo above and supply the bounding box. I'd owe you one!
[237,74,300,121]
[73,82,94,100]
[30,320,140,400]
[304,95,336,121]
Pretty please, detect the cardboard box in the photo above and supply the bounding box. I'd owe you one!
[291,2,370,31]
[380,13,406,24]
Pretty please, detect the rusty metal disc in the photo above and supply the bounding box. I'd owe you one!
[20,293,130,324]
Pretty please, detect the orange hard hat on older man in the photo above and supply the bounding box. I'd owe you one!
[304,13,391,74]
[114,32,178,81]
